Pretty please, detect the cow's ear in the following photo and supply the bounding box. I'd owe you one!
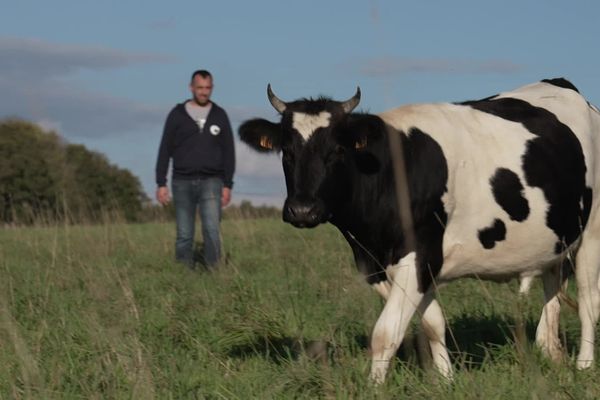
[239,118,282,153]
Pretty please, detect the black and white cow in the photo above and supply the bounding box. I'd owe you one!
[239,78,600,383]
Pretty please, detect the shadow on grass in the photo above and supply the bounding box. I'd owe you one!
[445,313,537,369]
[223,312,580,372]
[225,337,330,364]
[191,241,231,271]
[411,312,579,371]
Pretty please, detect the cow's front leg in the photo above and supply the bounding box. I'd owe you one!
[370,252,424,384]
[372,280,392,301]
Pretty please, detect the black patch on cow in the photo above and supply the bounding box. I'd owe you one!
[354,152,381,174]
[490,168,530,222]
[582,187,593,229]
[457,94,498,104]
[478,219,507,249]
[463,97,588,248]
[404,128,448,292]
[541,78,580,93]
[554,241,564,255]
[287,96,340,115]
[344,231,387,285]
[331,120,448,294]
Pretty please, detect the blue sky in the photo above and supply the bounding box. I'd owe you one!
[2,1,600,206]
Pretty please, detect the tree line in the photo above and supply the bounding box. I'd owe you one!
[0,118,281,225]
[0,118,148,224]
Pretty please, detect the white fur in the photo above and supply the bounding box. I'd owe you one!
[370,252,422,383]
[370,252,453,382]
[420,297,452,379]
[292,111,331,141]
[372,280,391,300]
[535,265,565,361]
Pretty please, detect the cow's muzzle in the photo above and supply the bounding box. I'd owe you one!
[282,198,327,228]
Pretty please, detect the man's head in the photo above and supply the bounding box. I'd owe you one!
[189,70,213,106]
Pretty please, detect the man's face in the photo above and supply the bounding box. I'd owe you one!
[190,75,213,105]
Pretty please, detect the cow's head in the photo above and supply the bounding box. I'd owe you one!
[240,85,385,228]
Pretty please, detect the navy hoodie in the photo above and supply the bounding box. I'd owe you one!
[155,101,235,188]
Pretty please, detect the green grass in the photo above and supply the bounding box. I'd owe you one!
[1,218,600,399]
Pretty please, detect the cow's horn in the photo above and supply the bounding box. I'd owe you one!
[340,87,361,113]
[267,84,287,114]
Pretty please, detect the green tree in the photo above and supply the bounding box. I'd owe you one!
[0,118,148,224]
[64,144,147,221]
[0,119,65,223]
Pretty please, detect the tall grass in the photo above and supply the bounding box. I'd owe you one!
[1,218,599,398]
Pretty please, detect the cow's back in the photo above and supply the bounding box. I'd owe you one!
[379,79,600,281]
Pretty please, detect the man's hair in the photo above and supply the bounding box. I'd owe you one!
[191,69,212,83]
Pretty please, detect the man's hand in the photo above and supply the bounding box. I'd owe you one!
[156,186,170,206]
[221,187,232,207]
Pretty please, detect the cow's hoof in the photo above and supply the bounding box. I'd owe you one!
[577,358,593,369]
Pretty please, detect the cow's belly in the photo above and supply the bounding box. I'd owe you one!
[435,162,579,281]
[438,214,565,282]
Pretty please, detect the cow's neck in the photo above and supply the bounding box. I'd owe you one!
[330,149,409,267]
[331,125,449,270]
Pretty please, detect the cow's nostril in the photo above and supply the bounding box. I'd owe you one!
[287,206,295,217]
[283,199,325,228]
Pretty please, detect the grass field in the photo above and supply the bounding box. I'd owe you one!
[1,218,600,399]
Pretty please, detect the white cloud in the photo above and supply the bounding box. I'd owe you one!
[0,76,165,138]
[35,118,64,134]
[0,36,172,138]
[0,37,173,79]
[235,139,283,178]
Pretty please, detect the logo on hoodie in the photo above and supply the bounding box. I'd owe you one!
[210,125,221,136]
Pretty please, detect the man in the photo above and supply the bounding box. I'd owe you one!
[155,69,235,269]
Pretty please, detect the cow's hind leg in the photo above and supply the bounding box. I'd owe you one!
[419,296,452,379]
[370,252,424,384]
[575,231,600,369]
[535,263,567,362]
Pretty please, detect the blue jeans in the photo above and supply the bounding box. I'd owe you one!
[171,177,223,268]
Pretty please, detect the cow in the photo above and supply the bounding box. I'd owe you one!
[238,78,600,384]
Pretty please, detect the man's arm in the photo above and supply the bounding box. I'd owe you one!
[220,110,235,191]
[221,187,231,207]
[155,109,176,205]
[156,186,170,205]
